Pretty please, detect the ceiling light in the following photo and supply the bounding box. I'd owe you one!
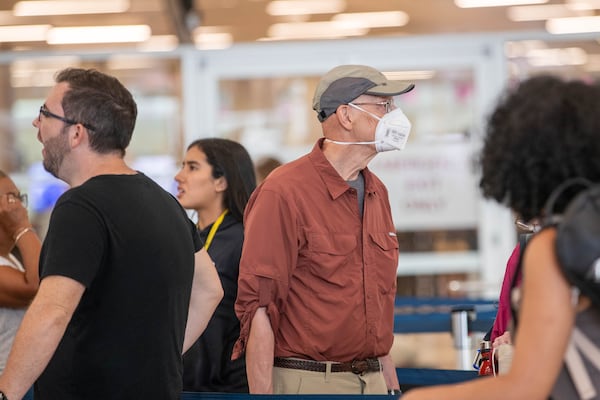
[13,0,129,16]
[194,33,233,50]
[137,35,179,52]
[546,15,600,34]
[504,40,547,58]
[192,26,233,50]
[507,4,591,21]
[46,25,151,44]
[267,21,368,40]
[455,0,547,8]
[383,70,436,81]
[266,0,346,16]
[194,26,232,34]
[0,25,51,42]
[332,11,409,28]
[193,27,233,50]
[566,0,600,10]
[526,47,587,66]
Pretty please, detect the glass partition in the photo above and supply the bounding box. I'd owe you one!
[215,64,482,297]
[505,37,600,81]
[1,55,183,237]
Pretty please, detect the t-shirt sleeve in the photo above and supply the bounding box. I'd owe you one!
[188,217,203,251]
[40,200,106,287]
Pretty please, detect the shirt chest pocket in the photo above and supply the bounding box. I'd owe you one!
[307,233,357,279]
[309,233,356,254]
[369,232,399,252]
[369,232,399,293]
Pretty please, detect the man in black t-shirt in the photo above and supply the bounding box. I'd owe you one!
[0,68,223,400]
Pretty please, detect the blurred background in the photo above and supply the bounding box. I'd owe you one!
[2,0,600,369]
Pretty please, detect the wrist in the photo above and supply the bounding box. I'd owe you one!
[13,226,33,244]
[388,389,401,395]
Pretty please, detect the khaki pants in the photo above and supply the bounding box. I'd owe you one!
[273,365,387,394]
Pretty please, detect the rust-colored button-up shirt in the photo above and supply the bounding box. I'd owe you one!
[233,139,399,362]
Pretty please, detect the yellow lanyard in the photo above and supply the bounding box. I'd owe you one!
[203,209,228,251]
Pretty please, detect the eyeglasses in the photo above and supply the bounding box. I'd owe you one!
[515,219,540,233]
[4,192,28,208]
[39,105,95,131]
[350,100,394,114]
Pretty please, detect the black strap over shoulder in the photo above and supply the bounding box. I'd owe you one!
[544,178,600,308]
[542,177,592,228]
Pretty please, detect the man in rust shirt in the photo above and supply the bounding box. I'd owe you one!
[233,65,414,394]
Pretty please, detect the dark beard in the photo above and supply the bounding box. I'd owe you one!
[42,128,70,178]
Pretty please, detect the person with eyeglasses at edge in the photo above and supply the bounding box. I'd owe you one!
[233,65,413,395]
[0,171,40,400]
[0,68,224,400]
[0,170,41,375]
[486,219,540,357]
[402,75,600,400]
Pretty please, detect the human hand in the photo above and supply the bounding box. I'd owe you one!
[492,331,512,349]
[0,193,31,239]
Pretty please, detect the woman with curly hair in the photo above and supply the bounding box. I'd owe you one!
[175,138,256,392]
[404,75,600,400]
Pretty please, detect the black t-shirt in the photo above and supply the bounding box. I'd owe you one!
[182,214,248,392]
[35,173,202,400]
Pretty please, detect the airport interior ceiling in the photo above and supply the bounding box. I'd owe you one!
[1,1,600,78]
[0,0,598,50]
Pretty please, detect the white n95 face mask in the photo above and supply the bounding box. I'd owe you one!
[371,106,412,152]
[326,104,412,152]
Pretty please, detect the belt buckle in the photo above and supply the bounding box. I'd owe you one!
[351,359,368,375]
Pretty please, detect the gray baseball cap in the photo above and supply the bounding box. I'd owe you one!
[312,65,415,122]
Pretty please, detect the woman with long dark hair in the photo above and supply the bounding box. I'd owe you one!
[175,138,256,392]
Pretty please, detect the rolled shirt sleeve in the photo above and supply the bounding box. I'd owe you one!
[233,187,298,359]
[233,139,398,362]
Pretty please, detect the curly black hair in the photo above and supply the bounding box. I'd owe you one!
[480,75,600,222]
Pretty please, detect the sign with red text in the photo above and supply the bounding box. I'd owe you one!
[369,142,479,231]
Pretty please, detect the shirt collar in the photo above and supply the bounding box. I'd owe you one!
[308,138,377,200]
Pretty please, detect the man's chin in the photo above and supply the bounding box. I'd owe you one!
[42,162,59,180]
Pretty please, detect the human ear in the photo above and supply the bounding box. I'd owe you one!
[69,124,87,148]
[336,104,354,130]
[215,176,228,192]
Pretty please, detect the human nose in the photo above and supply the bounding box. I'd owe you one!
[174,169,184,182]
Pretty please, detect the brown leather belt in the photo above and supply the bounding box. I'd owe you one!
[274,357,381,375]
